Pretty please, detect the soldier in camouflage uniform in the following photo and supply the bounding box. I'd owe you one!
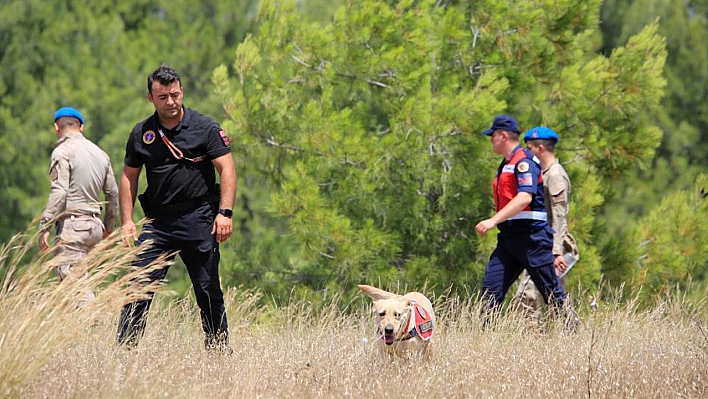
[515,126,579,325]
[39,107,119,304]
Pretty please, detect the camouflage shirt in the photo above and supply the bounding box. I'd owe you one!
[40,132,118,232]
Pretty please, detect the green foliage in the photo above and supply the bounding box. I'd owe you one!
[632,174,708,300]
[215,0,667,299]
[597,0,708,299]
[598,0,708,223]
[602,0,708,160]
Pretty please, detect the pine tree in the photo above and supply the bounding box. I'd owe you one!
[598,0,708,298]
[214,0,667,297]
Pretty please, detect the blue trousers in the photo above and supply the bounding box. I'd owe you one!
[481,225,567,314]
[117,203,228,347]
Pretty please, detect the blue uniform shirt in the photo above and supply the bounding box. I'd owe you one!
[493,146,548,234]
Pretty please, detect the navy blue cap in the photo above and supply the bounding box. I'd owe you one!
[53,107,84,125]
[481,114,520,136]
[523,126,559,143]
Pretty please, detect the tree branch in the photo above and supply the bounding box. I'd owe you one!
[335,71,390,88]
[264,135,302,151]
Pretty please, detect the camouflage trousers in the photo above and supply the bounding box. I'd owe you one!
[515,270,545,325]
[54,214,104,305]
[515,269,578,332]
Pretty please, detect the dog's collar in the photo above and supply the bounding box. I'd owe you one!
[397,301,434,342]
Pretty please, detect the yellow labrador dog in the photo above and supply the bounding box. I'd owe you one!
[358,284,435,359]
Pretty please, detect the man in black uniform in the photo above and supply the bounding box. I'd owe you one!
[117,65,237,352]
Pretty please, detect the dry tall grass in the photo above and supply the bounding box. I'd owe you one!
[1,231,706,399]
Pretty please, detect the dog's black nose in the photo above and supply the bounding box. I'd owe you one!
[384,326,394,335]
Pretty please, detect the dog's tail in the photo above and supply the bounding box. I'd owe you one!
[358,285,399,300]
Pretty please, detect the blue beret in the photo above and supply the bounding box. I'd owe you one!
[482,114,520,136]
[54,107,84,125]
[523,126,559,143]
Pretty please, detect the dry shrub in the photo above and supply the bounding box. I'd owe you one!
[0,227,167,398]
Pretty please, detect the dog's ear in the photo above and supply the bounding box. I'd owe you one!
[358,284,398,301]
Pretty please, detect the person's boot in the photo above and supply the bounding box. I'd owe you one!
[205,332,233,355]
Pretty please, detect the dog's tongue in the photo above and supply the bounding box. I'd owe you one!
[384,336,394,345]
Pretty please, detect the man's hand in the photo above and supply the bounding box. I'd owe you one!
[212,214,233,243]
[475,219,497,235]
[554,255,567,276]
[39,230,51,251]
[121,221,138,247]
[102,228,114,240]
[476,193,531,236]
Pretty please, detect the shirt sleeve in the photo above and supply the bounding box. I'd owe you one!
[205,122,231,159]
[102,160,119,232]
[124,130,143,168]
[515,160,540,195]
[41,155,70,230]
[545,170,570,255]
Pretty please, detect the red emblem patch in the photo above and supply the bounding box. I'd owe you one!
[219,130,230,146]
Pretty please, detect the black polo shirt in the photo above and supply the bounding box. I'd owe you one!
[124,107,231,208]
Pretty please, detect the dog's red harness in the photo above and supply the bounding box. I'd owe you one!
[398,301,434,342]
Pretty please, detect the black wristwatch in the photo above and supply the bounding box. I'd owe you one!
[218,209,233,218]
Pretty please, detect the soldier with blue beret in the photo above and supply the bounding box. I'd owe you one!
[515,126,579,326]
[40,107,119,306]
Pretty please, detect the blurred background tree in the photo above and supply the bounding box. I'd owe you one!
[0,0,705,307]
[598,0,708,300]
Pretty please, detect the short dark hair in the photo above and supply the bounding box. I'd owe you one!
[147,64,181,94]
[534,139,556,151]
[55,116,81,130]
[506,131,520,141]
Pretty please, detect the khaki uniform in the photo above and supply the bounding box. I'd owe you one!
[516,160,578,322]
[41,132,118,300]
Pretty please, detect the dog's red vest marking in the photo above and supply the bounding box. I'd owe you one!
[412,303,434,341]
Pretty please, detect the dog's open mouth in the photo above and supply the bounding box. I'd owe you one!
[384,334,395,345]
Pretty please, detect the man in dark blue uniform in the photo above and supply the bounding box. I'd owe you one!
[475,115,577,330]
[117,65,237,352]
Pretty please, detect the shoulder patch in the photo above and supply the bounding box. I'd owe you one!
[143,130,156,144]
[517,161,530,173]
[219,129,230,146]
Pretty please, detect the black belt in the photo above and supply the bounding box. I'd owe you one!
[142,188,220,215]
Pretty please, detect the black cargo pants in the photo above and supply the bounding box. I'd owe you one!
[117,203,228,348]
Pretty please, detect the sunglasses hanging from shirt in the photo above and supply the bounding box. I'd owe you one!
[157,128,206,162]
